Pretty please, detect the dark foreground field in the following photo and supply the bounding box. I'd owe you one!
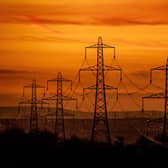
[0,129,168,167]
[0,118,149,144]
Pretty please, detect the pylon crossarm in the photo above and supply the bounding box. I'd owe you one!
[152,65,166,71]
[85,45,97,60]
[103,65,122,71]
[104,84,119,100]
[147,118,163,123]
[143,92,164,98]
[42,95,77,105]
[86,44,115,49]
[142,93,165,112]
[33,100,46,104]
[82,85,96,100]
[38,100,50,105]
[150,66,166,83]
[102,44,116,59]
[23,85,32,88]
[104,84,118,89]
[37,100,50,111]
[37,85,46,96]
[23,85,32,96]
[79,65,97,82]
[23,85,45,96]
[63,97,77,100]
[85,44,115,60]
[47,79,57,82]
[42,97,58,101]
[79,65,97,71]
[104,65,122,81]
[143,96,165,99]
[43,95,74,100]
[47,78,72,90]
[43,93,74,99]
[36,85,45,88]
[62,98,78,109]
[103,44,115,48]
[18,99,49,105]
[53,94,78,101]
[62,95,76,100]
[18,101,25,117]
[61,79,72,90]
[85,44,98,48]
[104,84,116,88]
[61,79,72,82]
[18,100,38,117]
[46,79,57,90]
[42,94,58,100]
[85,84,96,89]
[18,100,32,105]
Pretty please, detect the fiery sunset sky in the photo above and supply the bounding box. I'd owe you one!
[0,0,168,112]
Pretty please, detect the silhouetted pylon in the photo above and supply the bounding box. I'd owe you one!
[142,57,168,140]
[44,72,78,141]
[18,80,46,132]
[79,36,122,143]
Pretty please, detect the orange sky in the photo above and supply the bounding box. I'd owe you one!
[0,0,168,112]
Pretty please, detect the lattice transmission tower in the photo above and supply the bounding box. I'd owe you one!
[79,36,122,143]
[44,72,78,141]
[142,57,168,140]
[18,80,47,132]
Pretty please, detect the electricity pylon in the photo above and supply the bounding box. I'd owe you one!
[79,36,122,143]
[18,80,46,132]
[44,72,78,141]
[142,57,168,140]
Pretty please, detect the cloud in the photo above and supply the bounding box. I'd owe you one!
[24,15,64,34]
[94,16,168,26]
[1,2,168,48]
[105,38,168,50]
[1,14,168,26]
[0,69,33,74]
[0,2,168,26]
[0,69,37,80]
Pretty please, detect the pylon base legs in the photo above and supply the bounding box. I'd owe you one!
[91,119,111,144]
